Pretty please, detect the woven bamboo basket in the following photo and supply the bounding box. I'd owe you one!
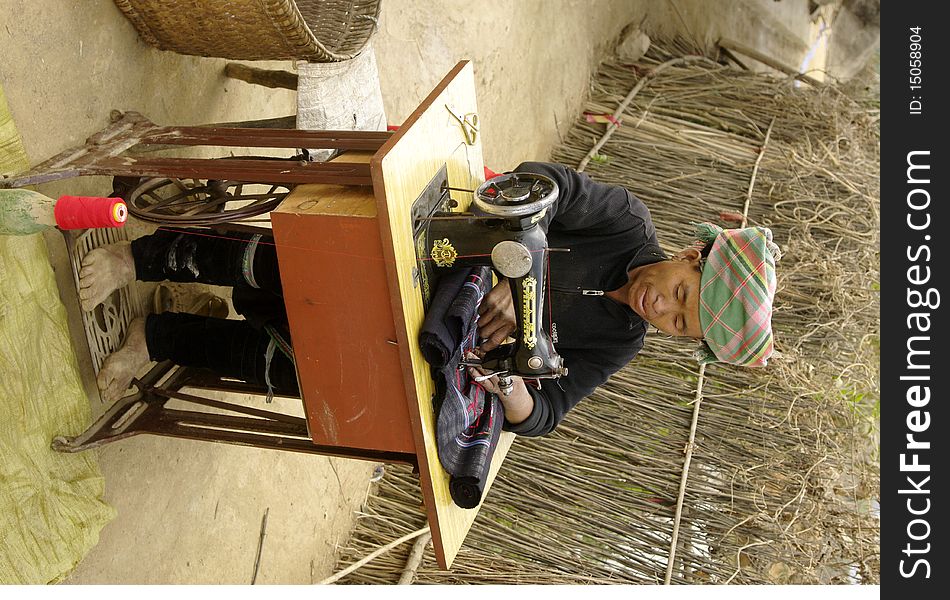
[113,0,381,62]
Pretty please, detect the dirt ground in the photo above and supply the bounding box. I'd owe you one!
[0,0,851,585]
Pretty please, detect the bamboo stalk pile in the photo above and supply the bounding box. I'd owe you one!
[332,39,879,585]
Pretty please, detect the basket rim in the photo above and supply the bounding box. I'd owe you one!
[113,0,383,62]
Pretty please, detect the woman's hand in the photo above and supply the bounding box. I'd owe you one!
[478,279,516,351]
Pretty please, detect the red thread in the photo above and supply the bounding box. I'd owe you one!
[54,196,128,230]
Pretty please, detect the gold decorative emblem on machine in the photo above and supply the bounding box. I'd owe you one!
[430,238,457,267]
[522,276,537,350]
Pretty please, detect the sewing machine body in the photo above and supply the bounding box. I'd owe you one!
[419,172,567,383]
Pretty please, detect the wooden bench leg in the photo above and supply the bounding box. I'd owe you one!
[225,63,298,90]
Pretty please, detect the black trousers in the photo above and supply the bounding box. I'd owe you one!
[132,228,299,395]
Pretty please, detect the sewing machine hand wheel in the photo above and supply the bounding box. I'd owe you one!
[473,172,558,218]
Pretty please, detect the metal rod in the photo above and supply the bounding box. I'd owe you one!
[151,410,415,463]
[140,127,392,150]
[149,386,307,426]
[89,157,374,186]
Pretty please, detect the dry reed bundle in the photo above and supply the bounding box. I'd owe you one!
[332,38,879,585]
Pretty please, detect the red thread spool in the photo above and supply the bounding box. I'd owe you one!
[54,196,128,230]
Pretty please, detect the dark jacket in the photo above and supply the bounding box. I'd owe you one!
[502,162,665,437]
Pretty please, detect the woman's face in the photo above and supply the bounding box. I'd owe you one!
[627,249,704,339]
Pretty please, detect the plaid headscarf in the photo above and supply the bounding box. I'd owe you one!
[694,222,780,367]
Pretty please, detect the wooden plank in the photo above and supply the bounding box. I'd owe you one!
[718,37,824,87]
[224,63,299,90]
[277,152,376,218]
[370,61,515,569]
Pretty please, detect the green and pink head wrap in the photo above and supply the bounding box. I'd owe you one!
[693,222,781,367]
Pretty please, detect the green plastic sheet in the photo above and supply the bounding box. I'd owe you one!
[0,83,115,584]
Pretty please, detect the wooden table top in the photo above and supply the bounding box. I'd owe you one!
[370,61,516,570]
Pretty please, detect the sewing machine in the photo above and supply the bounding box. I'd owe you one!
[414,171,567,394]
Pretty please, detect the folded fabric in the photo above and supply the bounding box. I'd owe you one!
[418,268,479,368]
[447,386,505,509]
[418,266,503,509]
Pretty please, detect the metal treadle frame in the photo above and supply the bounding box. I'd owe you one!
[52,360,417,465]
[0,111,391,190]
[11,109,419,465]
